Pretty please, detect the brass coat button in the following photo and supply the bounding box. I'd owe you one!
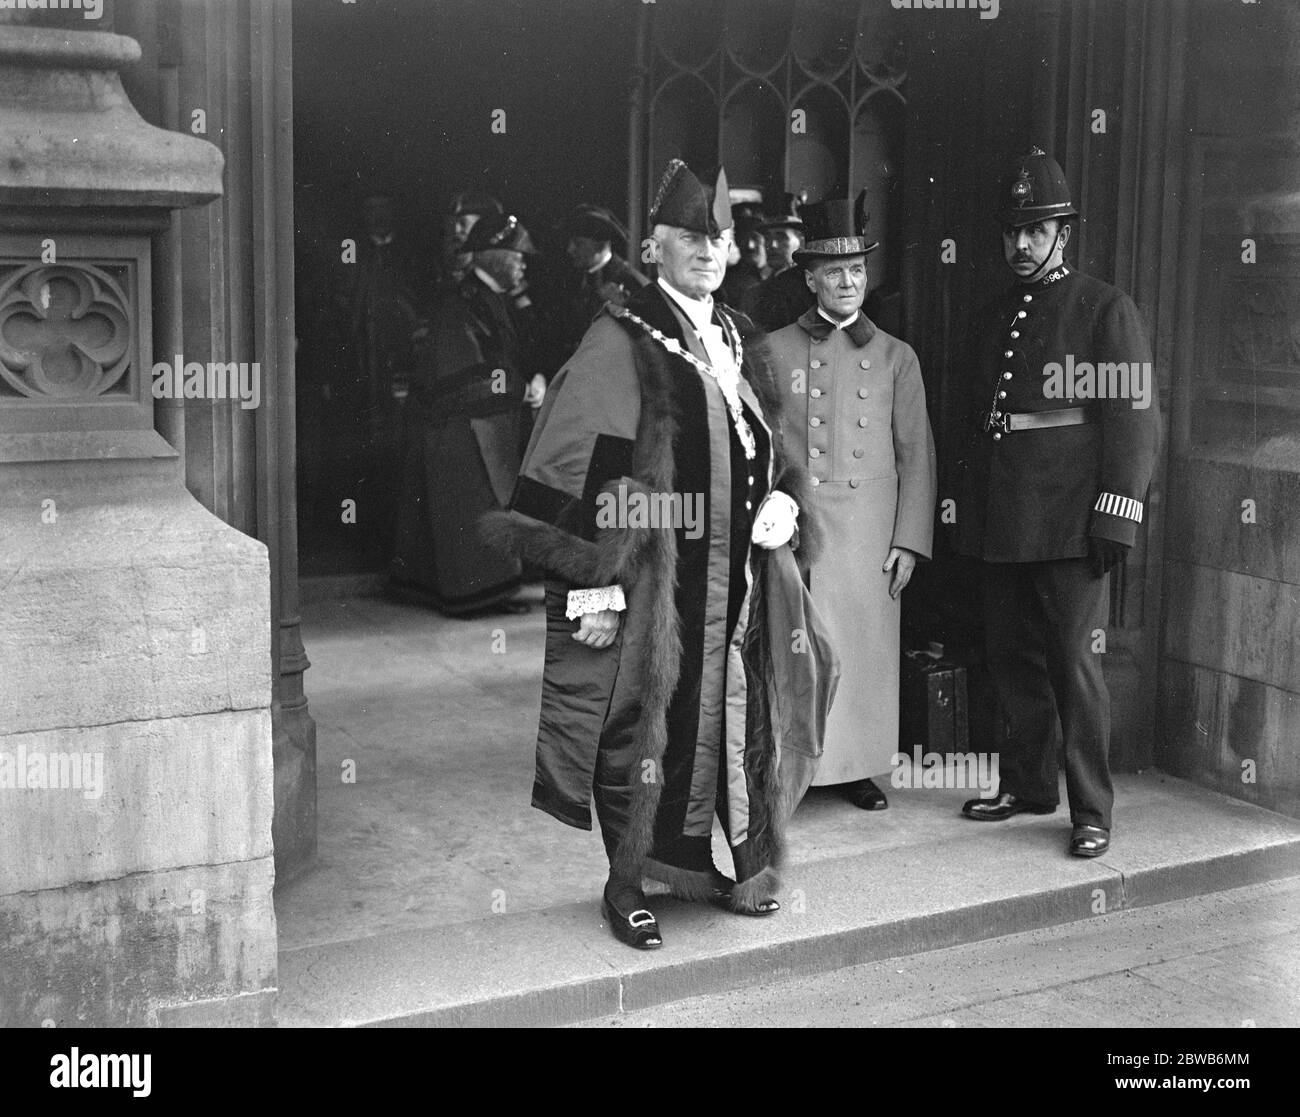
[858,387,869,399]
[858,417,868,428]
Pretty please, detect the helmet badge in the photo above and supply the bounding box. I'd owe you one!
[1011,170,1033,205]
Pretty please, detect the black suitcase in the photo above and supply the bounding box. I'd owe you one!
[900,643,970,756]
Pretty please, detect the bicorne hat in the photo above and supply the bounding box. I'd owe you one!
[649,159,732,237]
[560,204,629,248]
[462,212,537,255]
[997,147,1079,227]
[793,191,880,264]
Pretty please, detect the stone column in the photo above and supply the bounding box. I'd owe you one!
[0,16,277,1026]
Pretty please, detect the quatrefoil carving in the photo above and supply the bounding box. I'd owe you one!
[0,264,132,399]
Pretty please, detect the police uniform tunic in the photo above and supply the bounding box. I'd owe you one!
[767,307,937,783]
[955,265,1160,829]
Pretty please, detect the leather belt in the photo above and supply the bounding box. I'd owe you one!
[986,405,1093,435]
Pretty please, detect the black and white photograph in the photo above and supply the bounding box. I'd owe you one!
[0,0,1295,1074]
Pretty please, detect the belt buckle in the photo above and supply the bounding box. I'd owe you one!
[983,410,1011,436]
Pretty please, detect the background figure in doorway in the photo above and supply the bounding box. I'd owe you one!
[390,213,540,615]
[300,190,421,567]
[545,203,650,375]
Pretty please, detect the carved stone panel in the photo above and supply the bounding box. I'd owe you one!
[0,235,151,435]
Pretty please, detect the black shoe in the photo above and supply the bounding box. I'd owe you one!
[961,791,1056,822]
[844,778,888,811]
[1069,825,1110,858]
[706,870,779,917]
[602,879,662,950]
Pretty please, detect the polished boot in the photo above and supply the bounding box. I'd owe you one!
[601,874,662,950]
[962,791,1056,821]
[844,777,888,811]
[1069,824,1110,858]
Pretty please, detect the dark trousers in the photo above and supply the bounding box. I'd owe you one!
[983,558,1113,829]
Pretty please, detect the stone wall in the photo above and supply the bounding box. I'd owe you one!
[0,455,278,1026]
[1159,444,1300,819]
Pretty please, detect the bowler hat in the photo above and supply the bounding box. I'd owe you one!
[561,204,629,248]
[759,192,805,233]
[452,191,502,219]
[997,147,1079,227]
[649,159,732,237]
[793,192,880,264]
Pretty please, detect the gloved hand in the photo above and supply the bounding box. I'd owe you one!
[1088,536,1130,578]
[751,491,799,550]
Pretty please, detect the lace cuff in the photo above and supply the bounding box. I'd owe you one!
[565,585,627,620]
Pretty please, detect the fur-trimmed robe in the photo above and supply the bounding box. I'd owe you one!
[482,282,839,907]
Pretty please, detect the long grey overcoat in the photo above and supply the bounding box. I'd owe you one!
[766,307,937,783]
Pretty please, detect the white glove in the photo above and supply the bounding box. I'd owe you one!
[751,490,799,550]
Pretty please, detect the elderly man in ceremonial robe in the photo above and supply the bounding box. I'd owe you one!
[484,160,839,950]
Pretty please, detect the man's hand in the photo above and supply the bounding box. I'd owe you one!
[1088,536,1130,578]
[751,492,799,550]
[523,373,546,409]
[572,608,621,649]
[883,547,917,599]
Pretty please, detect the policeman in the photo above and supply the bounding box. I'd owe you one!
[955,148,1160,858]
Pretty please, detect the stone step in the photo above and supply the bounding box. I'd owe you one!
[275,779,1300,1027]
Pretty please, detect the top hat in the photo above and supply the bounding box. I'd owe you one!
[996,147,1079,227]
[560,204,629,248]
[462,212,536,255]
[759,192,805,233]
[649,159,732,236]
[793,192,880,264]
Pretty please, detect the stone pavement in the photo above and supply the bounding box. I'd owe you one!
[577,877,1300,1027]
[273,593,1300,1027]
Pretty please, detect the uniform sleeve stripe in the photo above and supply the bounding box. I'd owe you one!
[1094,492,1143,523]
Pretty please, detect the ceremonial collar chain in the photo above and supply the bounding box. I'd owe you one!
[614,305,757,460]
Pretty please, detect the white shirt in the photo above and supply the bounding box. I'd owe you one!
[657,278,736,375]
[818,307,860,330]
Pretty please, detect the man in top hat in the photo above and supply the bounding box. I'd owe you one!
[766,193,937,812]
[751,193,815,333]
[548,203,649,370]
[391,212,543,614]
[954,148,1160,857]
[483,159,838,950]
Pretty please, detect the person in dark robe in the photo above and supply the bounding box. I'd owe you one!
[545,203,649,374]
[482,160,839,950]
[750,194,813,332]
[717,213,769,315]
[304,191,422,561]
[390,212,541,615]
[443,191,502,288]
